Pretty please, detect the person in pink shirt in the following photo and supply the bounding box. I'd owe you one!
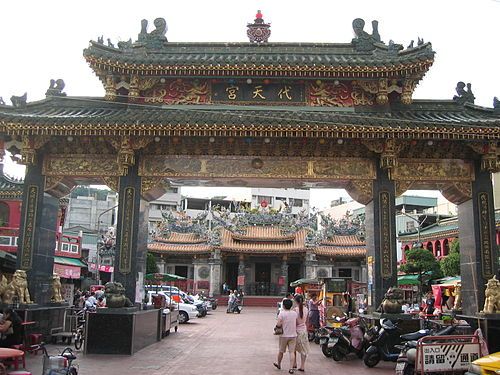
[293,294,310,372]
[274,299,297,374]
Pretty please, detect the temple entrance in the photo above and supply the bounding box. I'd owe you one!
[255,263,271,295]
[288,263,301,294]
[175,265,188,278]
[225,262,238,291]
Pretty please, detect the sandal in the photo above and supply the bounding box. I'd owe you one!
[289,370,294,374]
[298,370,305,372]
[273,363,281,370]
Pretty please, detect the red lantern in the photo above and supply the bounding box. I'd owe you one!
[261,200,268,208]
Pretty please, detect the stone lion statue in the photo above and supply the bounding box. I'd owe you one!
[104,281,133,308]
[481,276,500,314]
[2,270,33,304]
[51,273,64,303]
[379,287,404,314]
[453,283,462,310]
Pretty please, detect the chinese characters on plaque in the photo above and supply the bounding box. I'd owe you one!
[214,82,305,103]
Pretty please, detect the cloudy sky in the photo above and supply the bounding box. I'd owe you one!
[1,0,498,209]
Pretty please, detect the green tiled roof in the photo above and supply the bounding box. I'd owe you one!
[1,97,499,139]
[83,41,435,71]
[0,167,24,198]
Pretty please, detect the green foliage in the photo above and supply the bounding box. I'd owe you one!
[400,247,443,280]
[440,240,461,276]
[146,252,159,274]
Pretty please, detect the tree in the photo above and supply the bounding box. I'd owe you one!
[440,240,460,277]
[400,247,443,302]
[146,252,159,274]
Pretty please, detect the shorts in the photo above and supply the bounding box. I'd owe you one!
[279,336,296,353]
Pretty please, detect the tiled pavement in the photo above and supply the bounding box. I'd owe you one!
[25,307,395,375]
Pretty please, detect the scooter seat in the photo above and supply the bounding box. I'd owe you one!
[406,340,418,348]
[400,329,430,341]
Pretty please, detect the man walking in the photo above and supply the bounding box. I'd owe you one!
[274,299,297,373]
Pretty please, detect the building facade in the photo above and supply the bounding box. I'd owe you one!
[148,208,366,296]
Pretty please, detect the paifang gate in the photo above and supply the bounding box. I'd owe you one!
[0,15,499,313]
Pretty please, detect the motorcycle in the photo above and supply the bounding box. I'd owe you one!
[363,319,402,367]
[327,317,378,361]
[395,325,456,375]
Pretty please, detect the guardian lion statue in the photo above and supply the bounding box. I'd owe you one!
[51,273,64,303]
[2,270,33,304]
[378,287,404,314]
[481,276,500,314]
[104,281,133,308]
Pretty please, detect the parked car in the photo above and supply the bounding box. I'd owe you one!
[145,291,198,323]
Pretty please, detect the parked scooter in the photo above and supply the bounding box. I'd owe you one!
[329,317,376,361]
[363,319,402,367]
[395,325,456,375]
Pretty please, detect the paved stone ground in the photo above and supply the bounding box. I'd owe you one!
[25,307,395,375]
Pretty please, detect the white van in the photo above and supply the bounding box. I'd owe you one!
[145,291,199,323]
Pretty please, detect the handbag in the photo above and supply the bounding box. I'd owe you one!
[274,325,283,335]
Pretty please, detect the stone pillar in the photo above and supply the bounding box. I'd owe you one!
[279,257,289,295]
[237,255,245,291]
[114,162,149,304]
[365,165,397,309]
[304,252,318,280]
[458,160,498,315]
[209,250,222,297]
[17,155,59,305]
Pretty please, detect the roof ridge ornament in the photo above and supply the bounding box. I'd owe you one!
[453,81,475,105]
[45,79,66,97]
[247,10,271,43]
[351,18,382,52]
[137,17,168,48]
[10,93,27,108]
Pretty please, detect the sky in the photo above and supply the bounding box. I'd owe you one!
[1,0,498,209]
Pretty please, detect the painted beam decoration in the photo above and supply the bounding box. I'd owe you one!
[21,185,38,269]
[138,78,372,107]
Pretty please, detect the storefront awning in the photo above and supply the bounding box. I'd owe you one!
[54,256,87,267]
[397,274,420,286]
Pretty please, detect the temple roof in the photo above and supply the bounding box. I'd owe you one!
[0,165,24,199]
[83,41,434,78]
[1,96,499,139]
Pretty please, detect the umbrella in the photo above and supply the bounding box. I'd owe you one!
[289,278,320,287]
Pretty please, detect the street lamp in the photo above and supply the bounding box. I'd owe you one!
[398,210,427,247]
[95,205,118,285]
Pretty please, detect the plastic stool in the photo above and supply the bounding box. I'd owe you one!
[7,371,31,375]
[6,348,25,370]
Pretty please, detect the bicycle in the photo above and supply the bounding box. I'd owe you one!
[38,343,78,375]
[72,309,86,350]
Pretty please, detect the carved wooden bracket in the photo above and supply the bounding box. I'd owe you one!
[345,180,373,205]
[395,180,414,197]
[439,182,472,205]
[141,177,171,201]
[401,79,417,105]
[101,176,119,192]
[104,75,117,101]
[467,141,500,172]
[44,176,75,198]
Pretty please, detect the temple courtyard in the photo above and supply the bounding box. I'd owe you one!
[25,307,394,375]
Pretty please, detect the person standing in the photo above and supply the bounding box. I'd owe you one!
[222,282,228,294]
[307,294,321,330]
[227,290,236,313]
[292,294,309,372]
[274,299,298,374]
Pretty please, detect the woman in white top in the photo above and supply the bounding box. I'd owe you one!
[293,294,310,372]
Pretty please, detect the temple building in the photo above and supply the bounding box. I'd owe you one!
[148,208,366,296]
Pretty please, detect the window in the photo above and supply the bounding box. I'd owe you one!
[353,269,360,281]
[292,199,303,207]
[61,243,70,252]
[338,268,352,278]
[0,203,9,227]
[166,187,178,194]
[70,244,79,253]
[0,236,11,245]
[406,221,415,231]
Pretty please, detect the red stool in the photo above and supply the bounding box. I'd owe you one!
[27,334,43,355]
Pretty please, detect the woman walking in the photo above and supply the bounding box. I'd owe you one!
[293,294,310,372]
[274,299,297,374]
